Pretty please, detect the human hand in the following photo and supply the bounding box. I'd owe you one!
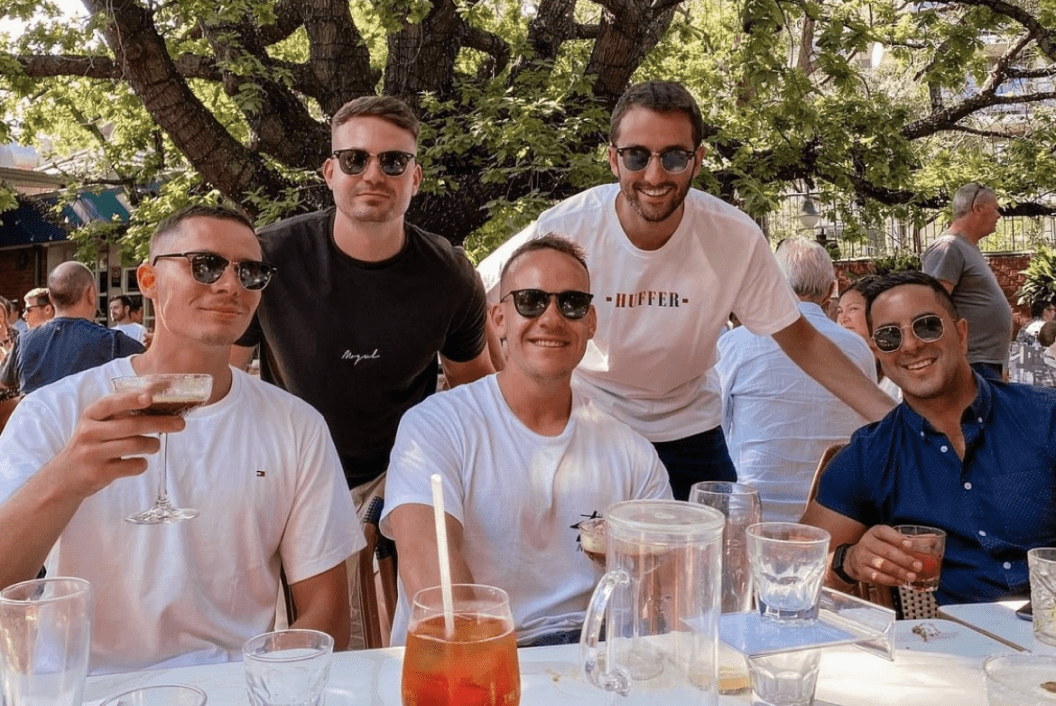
[48,390,186,498]
[844,525,925,586]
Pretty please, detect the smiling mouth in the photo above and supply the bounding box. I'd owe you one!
[637,185,674,198]
[529,338,569,348]
[903,357,936,372]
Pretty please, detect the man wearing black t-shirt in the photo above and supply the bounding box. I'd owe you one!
[232,95,493,648]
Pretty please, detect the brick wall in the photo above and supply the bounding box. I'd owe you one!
[835,252,1033,327]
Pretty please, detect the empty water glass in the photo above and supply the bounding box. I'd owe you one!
[243,629,333,706]
[747,523,830,626]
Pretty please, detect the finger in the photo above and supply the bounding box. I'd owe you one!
[83,390,155,421]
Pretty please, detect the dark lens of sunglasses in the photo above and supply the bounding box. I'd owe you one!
[873,328,902,352]
[377,152,412,176]
[620,148,651,171]
[512,290,550,317]
[189,254,227,284]
[557,292,591,319]
[913,315,944,342]
[336,150,368,174]
[659,150,692,173]
[237,263,273,290]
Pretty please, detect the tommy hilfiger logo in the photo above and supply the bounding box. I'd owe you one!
[342,349,381,365]
[605,291,687,308]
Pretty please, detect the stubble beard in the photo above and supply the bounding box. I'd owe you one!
[622,180,691,223]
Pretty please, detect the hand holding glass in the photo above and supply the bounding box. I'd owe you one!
[111,374,212,524]
[894,525,945,592]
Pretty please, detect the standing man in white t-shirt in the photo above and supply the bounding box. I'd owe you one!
[109,294,146,344]
[478,80,895,500]
[0,205,362,674]
[382,235,671,646]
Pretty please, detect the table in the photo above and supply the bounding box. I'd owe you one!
[940,599,1056,654]
[83,620,1008,706]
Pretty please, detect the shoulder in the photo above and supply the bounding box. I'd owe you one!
[404,224,476,276]
[235,370,330,430]
[257,209,333,253]
[401,376,494,428]
[535,185,617,230]
[573,394,654,452]
[685,189,760,231]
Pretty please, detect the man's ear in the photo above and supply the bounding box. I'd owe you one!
[137,263,157,298]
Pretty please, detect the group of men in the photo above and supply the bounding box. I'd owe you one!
[0,79,1052,677]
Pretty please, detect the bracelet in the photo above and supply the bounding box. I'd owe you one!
[832,542,857,584]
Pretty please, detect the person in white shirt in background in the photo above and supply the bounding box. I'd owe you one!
[717,238,875,522]
[109,294,146,344]
[837,277,903,403]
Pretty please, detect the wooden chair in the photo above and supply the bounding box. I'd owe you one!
[358,496,399,649]
[806,442,939,618]
[0,391,20,434]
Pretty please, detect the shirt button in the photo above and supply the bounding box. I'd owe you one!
[978,417,984,424]
[920,431,925,438]
[1004,562,1012,570]
[979,530,987,537]
[940,445,949,453]
[964,482,972,490]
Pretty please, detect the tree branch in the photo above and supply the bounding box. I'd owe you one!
[15,52,222,81]
[464,26,511,76]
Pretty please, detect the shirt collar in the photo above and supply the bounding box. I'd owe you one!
[898,371,992,437]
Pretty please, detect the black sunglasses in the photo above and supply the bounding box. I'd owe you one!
[151,252,276,291]
[871,314,945,353]
[331,149,416,177]
[500,289,593,320]
[613,146,696,174]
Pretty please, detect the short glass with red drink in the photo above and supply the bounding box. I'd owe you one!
[894,525,946,592]
[401,583,520,706]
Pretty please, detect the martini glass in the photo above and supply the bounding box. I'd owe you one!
[110,373,213,524]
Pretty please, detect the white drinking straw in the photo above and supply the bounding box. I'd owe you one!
[430,473,456,638]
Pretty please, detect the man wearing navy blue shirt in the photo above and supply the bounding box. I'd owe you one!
[802,271,1056,605]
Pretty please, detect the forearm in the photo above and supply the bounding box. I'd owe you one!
[289,563,352,649]
[775,317,895,423]
[0,462,84,588]
[391,506,474,604]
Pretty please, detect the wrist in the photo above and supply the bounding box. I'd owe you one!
[831,542,857,584]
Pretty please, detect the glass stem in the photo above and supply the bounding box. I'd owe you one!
[157,432,170,505]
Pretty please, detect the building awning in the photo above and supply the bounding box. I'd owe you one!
[0,199,66,247]
[56,188,132,228]
[0,187,132,248]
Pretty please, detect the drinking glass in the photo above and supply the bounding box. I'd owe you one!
[111,374,212,524]
[243,629,334,706]
[689,481,761,613]
[746,523,830,626]
[402,584,520,706]
[578,516,607,570]
[100,685,208,706]
[1029,548,1056,647]
[982,654,1056,706]
[894,525,946,592]
[747,649,821,706]
[0,577,94,706]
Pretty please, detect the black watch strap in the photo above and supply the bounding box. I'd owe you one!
[832,542,857,584]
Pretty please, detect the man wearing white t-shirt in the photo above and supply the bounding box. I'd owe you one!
[0,205,363,674]
[478,80,894,499]
[110,293,146,343]
[382,235,672,646]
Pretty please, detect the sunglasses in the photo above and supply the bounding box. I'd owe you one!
[151,252,276,291]
[331,149,416,177]
[871,314,945,353]
[613,146,696,174]
[501,289,593,320]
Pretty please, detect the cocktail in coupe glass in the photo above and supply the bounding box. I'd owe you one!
[111,373,213,524]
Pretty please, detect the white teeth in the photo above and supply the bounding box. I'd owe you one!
[905,359,933,371]
[531,340,566,347]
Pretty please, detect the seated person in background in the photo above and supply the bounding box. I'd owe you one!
[382,234,672,647]
[717,239,873,522]
[1017,298,1056,349]
[802,271,1056,605]
[0,205,363,674]
[837,277,901,402]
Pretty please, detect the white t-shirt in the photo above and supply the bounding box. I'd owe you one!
[379,375,672,645]
[477,184,801,441]
[0,357,363,674]
[112,322,146,343]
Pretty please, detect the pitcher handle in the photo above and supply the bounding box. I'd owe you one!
[580,568,631,696]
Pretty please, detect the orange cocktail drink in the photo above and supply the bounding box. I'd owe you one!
[401,584,520,706]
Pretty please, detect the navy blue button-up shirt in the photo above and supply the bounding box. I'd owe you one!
[817,374,1056,605]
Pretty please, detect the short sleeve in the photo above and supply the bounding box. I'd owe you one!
[922,238,966,286]
[438,258,488,364]
[730,233,801,337]
[379,400,467,537]
[814,442,879,527]
[116,332,145,357]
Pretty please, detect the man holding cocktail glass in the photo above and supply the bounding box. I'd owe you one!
[382,234,671,647]
[0,205,363,674]
[802,271,1056,606]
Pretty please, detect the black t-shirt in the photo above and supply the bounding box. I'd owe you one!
[236,208,487,486]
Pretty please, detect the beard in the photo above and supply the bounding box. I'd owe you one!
[619,178,692,223]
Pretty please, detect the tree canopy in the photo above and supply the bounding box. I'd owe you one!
[2,0,1056,260]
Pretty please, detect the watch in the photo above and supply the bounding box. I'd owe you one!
[832,542,856,584]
